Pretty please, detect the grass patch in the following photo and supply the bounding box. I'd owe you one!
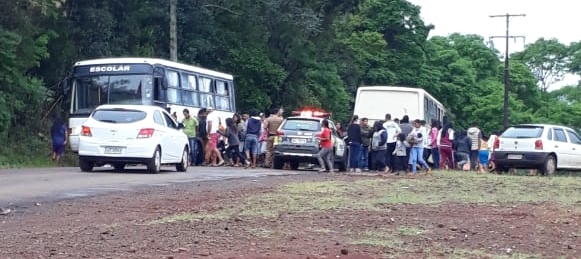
[0,135,77,168]
[151,171,581,224]
[430,247,543,259]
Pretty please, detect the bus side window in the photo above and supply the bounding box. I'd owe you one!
[215,80,231,111]
[165,70,181,104]
[182,74,199,107]
[198,76,214,108]
[154,78,166,102]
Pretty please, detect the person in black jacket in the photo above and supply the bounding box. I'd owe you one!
[346,115,362,172]
[454,131,472,170]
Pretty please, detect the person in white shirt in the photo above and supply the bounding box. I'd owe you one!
[383,113,401,172]
[409,119,431,175]
[206,107,224,166]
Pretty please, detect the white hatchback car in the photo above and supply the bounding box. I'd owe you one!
[78,105,190,173]
[494,124,581,175]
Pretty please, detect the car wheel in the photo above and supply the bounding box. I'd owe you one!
[541,155,557,176]
[176,147,189,172]
[336,149,347,172]
[147,147,162,174]
[273,156,284,170]
[290,161,299,170]
[79,158,94,172]
[113,163,126,171]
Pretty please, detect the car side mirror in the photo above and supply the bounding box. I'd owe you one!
[177,123,184,129]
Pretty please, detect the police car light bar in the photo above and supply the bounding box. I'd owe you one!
[292,110,330,118]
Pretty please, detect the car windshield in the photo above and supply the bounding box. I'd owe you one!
[281,119,320,131]
[74,74,153,111]
[501,125,544,138]
[91,109,147,124]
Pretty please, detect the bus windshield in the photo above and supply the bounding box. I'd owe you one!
[74,74,153,111]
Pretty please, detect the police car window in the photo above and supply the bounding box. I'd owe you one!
[282,119,320,131]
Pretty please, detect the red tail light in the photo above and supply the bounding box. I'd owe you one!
[277,130,284,136]
[535,139,543,150]
[493,138,499,149]
[137,128,155,138]
[81,126,92,137]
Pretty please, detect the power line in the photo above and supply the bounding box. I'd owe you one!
[489,13,526,130]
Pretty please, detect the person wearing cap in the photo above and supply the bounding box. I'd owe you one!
[263,107,284,168]
[206,107,225,166]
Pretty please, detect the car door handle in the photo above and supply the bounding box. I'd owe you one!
[555,145,559,148]
[573,148,577,151]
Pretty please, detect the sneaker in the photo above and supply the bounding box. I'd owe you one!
[350,168,355,173]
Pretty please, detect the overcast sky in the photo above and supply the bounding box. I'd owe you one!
[408,0,580,89]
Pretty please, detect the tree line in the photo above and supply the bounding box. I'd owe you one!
[2,0,581,149]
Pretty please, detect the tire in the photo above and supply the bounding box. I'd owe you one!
[335,147,347,172]
[541,155,557,176]
[113,163,126,171]
[176,147,189,172]
[290,161,299,170]
[79,158,94,172]
[147,147,162,174]
[273,156,284,169]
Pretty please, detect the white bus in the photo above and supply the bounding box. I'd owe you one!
[353,86,446,124]
[64,57,236,152]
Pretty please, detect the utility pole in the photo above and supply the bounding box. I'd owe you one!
[489,13,525,130]
[169,0,178,61]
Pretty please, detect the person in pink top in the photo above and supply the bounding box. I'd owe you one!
[429,119,441,169]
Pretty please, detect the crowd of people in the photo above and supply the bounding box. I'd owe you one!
[179,107,285,169]
[344,114,499,176]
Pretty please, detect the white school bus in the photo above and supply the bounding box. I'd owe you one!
[353,86,446,123]
[63,57,236,152]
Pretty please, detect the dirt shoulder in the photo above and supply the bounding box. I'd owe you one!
[1,172,580,259]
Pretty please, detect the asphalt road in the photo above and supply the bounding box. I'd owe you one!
[0,166,301,208]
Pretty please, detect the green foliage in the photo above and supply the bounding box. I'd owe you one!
[3,0,581,167]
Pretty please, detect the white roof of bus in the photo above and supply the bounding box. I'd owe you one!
[357,86,446,110]
[74,57,234,80]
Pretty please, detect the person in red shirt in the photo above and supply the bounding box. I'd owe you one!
[317,119,334,173]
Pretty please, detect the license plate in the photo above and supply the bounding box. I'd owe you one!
[104,146,123,154]
[507,154,522,160]
[291,138,306,144]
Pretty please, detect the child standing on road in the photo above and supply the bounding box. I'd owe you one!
[392,133,409,175]
[478,135,490,174]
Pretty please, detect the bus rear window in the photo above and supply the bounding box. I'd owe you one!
[91,109,147,124]
[501,126,544,139]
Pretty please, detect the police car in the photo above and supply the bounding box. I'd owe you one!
[272,110,347,171]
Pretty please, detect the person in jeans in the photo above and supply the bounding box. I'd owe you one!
[219,118,249,167]
[371,121,388,173]
[244,109,262,169]
[408,119,431,175]
[316,119,334,173]
[359,118,372,171]
[346,115,362,172]
[182,109,199,166]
